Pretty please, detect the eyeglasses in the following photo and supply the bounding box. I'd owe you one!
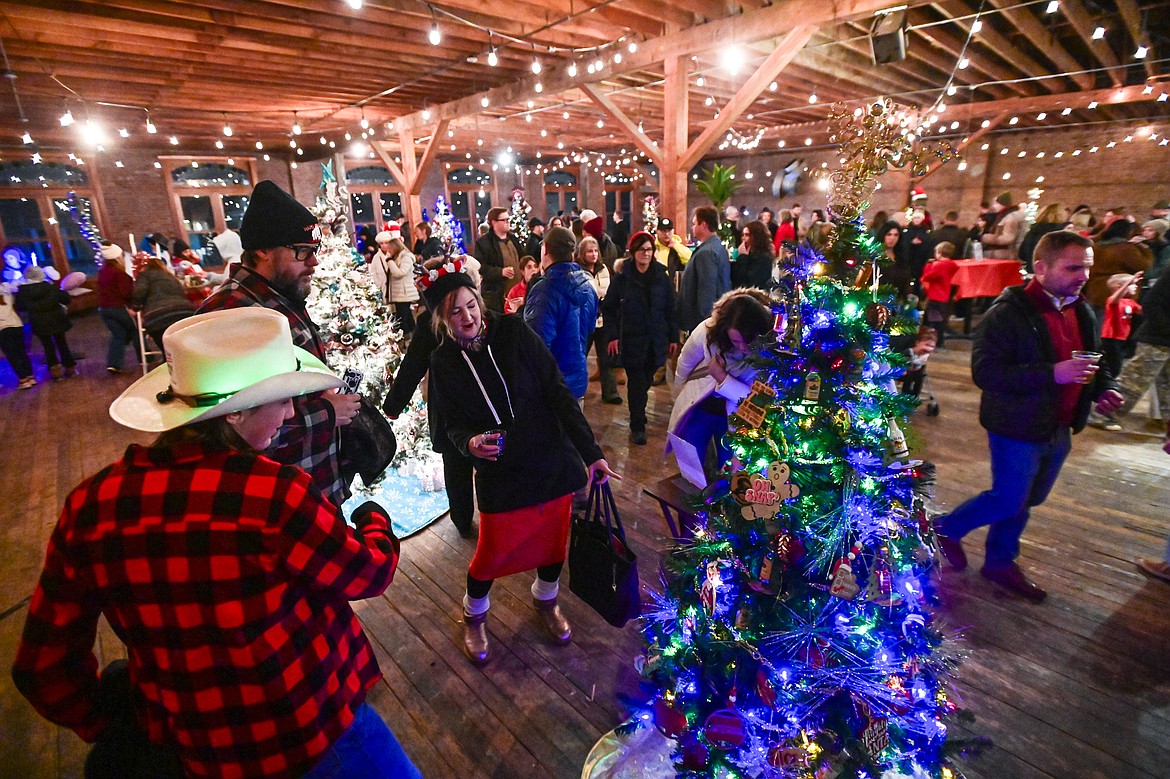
[634,246,654,254]
[285,244,318,262]
[493,218,509,224]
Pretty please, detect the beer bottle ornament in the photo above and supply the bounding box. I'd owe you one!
[804,370,822,401]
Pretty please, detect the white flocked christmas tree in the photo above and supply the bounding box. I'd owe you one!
[306,162,447,516]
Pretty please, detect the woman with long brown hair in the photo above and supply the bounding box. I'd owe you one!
[732,220,776,289]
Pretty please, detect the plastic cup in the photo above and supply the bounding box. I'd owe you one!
[484,428,506,455]
[1071,351,1102,383]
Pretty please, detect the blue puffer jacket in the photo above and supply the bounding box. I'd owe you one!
[523,262,598,398]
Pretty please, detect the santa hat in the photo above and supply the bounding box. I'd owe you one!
[910,187,928,201]
[384,223,402,236]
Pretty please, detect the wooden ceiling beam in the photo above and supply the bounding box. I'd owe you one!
[1058,0,1123,87]
[933,1,1073,93]
[986,0,1095,90]
[578,84,663,166]
[1114,0,1155,81]
[680,26,816,170]
[910,19,1031,96]
[395,0,937,133]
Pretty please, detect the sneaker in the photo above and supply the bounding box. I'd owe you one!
[1087,414,1120,431]
[1136,558,1170,583]
[107,366,122,374]
[18,377,37,390]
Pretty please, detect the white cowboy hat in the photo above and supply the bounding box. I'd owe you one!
[110,308,342,432]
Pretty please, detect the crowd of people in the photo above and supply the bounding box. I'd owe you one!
[6,177,1170,776]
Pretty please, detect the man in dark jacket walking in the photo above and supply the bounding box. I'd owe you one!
[935,231,1123,602]
[473,207,524,313]
[524,227,598,401]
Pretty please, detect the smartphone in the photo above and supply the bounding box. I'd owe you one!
[342,367,364,394]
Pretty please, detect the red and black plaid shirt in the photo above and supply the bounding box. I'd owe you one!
[199,264,349,505]
[12,441,399,778]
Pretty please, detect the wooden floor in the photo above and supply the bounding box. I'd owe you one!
[2,313,1169,779]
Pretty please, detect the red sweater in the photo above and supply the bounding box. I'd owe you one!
[920,259,959,303]
[1024,279,1084,427]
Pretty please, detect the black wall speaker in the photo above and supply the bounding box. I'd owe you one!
[870,10,908,65]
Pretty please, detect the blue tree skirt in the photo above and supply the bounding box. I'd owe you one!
[342,467,450,538]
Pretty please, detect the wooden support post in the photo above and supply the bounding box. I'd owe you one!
[398,126,421,229]
[660,54,690,232]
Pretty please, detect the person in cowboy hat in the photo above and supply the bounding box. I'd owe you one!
[12,308,420,778]
[199,179,359,507]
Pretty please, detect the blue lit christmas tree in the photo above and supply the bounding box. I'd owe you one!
[633,100,969,779]
[431,195,466,257]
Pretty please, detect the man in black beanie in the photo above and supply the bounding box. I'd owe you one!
[200,180,359,505]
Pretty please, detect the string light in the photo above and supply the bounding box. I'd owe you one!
[59,109,75,127]
[488,48,499,67]
[20,132,32,144]
[256,141,264,149]
[345,0,363,8]
[145,113,157,133]
[428,8,442,46]
[567,61,577,77]
[1092,26,1105,40]
[292,112,302,134]
[215,139,224,149]
[222,114,233,136]
[1135,46,1148,59]
[169,135,179,145]
[1046,0,1058,11]
[809,91,818,104]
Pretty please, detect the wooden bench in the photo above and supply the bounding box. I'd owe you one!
[642,474,701,541]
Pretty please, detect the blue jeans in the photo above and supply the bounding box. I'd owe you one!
[937,429,1072,566]
[99,308,140,370]
[675,406,731,477]
[303,703,422,779]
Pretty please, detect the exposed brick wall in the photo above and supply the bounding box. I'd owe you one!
[700,120,1170,230]
[62,118,1170,268]
[94,150,175,251]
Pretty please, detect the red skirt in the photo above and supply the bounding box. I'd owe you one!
[468,493,573,581]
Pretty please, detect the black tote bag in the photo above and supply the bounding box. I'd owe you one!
[569,480,641,628]
[340,397,398,486]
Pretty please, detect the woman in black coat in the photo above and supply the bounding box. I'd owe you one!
[604,231,679,445]
[425,268,617,666]
[732,220,775,290]
[15,265,76,379]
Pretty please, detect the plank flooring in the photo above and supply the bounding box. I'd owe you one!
[2,312,1169,778]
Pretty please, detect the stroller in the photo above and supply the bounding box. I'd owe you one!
[900,325,940,417]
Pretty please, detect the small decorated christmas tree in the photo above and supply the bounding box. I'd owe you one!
[634,100,970,778]
[508,188,533,246]
[643,195,660,234]
[63,191,104,266]
[431,195,466,257]
[305,163,437,485]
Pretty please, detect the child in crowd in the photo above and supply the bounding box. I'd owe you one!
[919,240,960,347]
[1095,271,1144,430]
[504,256,539,315]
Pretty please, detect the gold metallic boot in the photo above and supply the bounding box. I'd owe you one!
[462,609,490,665]
[533,597,572,645]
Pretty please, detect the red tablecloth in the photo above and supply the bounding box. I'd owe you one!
[950,259,1025,300]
